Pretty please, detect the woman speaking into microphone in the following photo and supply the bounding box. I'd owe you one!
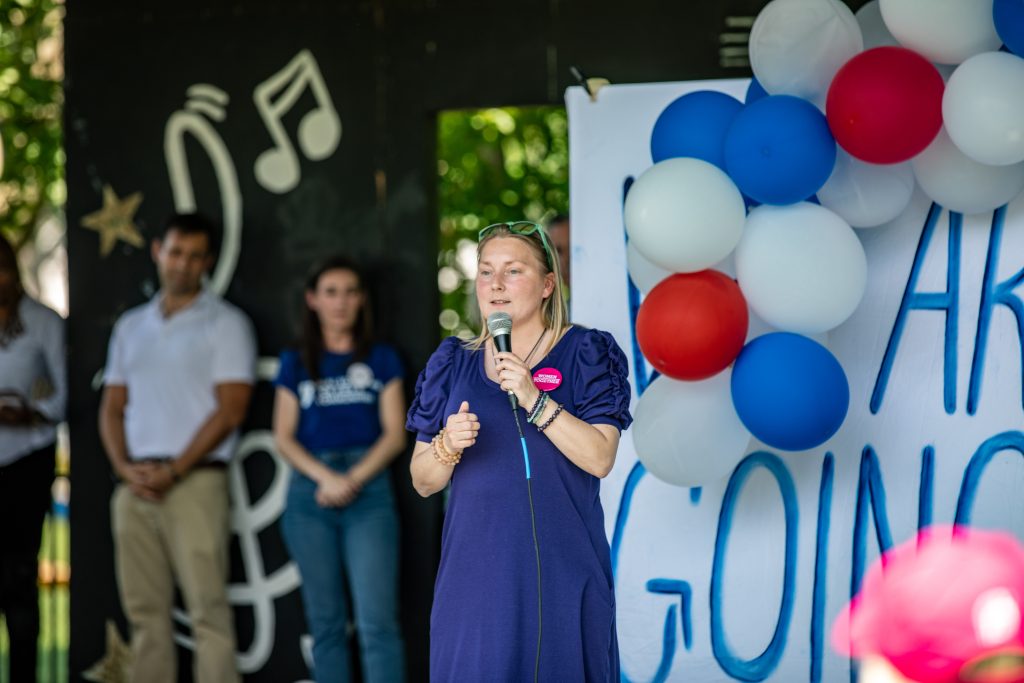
[407,221,632,682]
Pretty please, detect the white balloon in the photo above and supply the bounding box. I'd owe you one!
[632,372,751,488]
[944,52,1024,166]
[711,257,814,350]
[750,0,863,105]
[739,242,829,345]
[624,158,746,273]
[856,0,899,50]
[626,241,672,293]
[912,128,1024,214]
[736,203,867,334]
[879,0,1001,65]
[817,150,916,228]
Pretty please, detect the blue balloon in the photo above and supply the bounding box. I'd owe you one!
[724,95,837,206]
[994,0,1024,56]
[730,333,849,451]
[745,77,768,104]
[650,90,744,169]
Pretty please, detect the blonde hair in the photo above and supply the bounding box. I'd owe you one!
[465,224,569,354]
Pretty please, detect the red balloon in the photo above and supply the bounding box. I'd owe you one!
[636,270,748,381]
[826,47,944,164]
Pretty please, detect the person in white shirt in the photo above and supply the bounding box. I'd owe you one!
[0,233,65,683]
[98,213,256,683]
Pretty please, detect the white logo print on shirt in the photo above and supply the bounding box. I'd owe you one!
[299,381,317,408]
[298,363,381,409]
[346,363,374,390]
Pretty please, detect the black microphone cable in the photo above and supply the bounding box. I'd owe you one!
[488,312,543,681]
[509,398,543,683]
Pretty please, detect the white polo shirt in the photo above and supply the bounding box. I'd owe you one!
[103,289,256,463]
[0,296,66,467]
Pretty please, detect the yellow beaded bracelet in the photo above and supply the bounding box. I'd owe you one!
[432,429,462,466]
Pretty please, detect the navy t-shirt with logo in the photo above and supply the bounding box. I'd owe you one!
[274,344,404,452]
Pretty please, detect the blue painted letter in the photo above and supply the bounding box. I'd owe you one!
[711,452,798,681]
[871,204,961,414]
[967,207,1023,415]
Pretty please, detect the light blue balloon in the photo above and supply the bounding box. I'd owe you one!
[730,333,849,451]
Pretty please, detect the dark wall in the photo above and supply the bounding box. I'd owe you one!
[65,0,865,680]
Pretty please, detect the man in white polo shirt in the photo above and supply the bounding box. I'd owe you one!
[99,213,256,683]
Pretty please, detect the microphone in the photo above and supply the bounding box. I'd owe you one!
[486,312,517,408]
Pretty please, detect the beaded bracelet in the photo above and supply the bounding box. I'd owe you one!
[432,435,460,466]
[526,391,549,424]
[435,430,462,464]
[525,391,545,420]
[537,403,564,432]
[431,429,462,466]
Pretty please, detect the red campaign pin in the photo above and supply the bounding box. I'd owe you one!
[533,367,563,392]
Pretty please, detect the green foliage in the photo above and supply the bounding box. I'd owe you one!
[436,106,569,339]
[0,0,64,249]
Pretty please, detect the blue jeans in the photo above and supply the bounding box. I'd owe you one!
[280,449,405,683]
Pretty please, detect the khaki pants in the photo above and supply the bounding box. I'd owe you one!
[112,468,239,683]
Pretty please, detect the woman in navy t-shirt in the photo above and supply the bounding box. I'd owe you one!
[273,256,406,683]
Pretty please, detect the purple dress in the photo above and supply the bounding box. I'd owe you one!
[406,326,633,682]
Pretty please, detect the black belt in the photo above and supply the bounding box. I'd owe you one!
[136,457,227,470]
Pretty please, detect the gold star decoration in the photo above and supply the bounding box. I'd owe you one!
[81,185,145,257]
[82,619,132,683]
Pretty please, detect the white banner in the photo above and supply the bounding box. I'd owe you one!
[568,80,1024,682]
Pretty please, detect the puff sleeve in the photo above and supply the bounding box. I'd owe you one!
[571,329,633,431]
[406,337,461,442]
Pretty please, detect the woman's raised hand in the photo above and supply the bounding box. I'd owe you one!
[444,401,479,452]
[494,351,541,410]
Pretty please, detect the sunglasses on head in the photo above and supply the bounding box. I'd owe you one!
[478,221,555,270]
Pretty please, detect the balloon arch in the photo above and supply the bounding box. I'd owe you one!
[626,0,1024,483]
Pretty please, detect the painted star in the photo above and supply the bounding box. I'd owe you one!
[82,619,132,683]
[81,185,145,257]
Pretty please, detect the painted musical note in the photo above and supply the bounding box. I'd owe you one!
[253,49,342,194]
[164,84,243,296]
